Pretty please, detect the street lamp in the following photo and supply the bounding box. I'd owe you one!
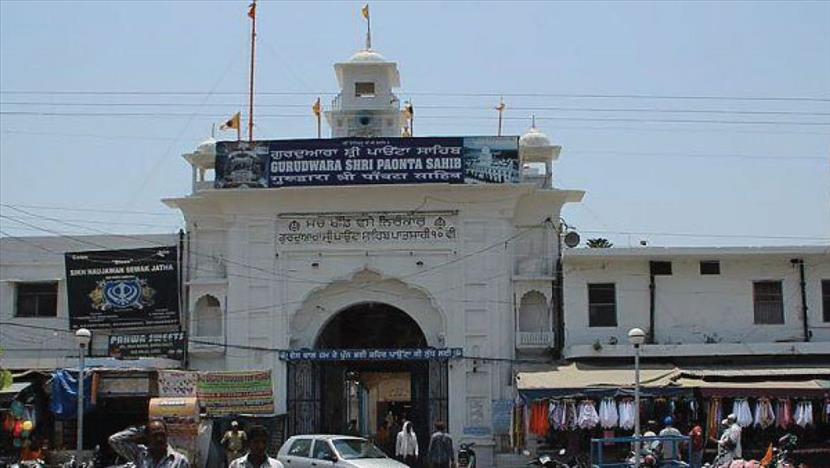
[628,327,646,468]
[74,328,92,466]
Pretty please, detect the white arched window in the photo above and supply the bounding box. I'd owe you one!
[518,291,548,332]
[194,295,222,337]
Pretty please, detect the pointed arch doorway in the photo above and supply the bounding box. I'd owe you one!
[286,302,448,458]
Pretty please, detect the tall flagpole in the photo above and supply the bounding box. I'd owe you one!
[366,10,372,49]
[248,0,257,142]
[496,97,505,137]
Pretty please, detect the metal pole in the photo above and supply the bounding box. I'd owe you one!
[76,344,85,466]
[633,343,641,468]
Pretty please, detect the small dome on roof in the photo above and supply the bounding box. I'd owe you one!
[349,49,387,63]
[196,137,216,155]
[519,126,551,148]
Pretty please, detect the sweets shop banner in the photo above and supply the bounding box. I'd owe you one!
[64,247,180,330]
[214,136,520,189]
[108,331,186,360]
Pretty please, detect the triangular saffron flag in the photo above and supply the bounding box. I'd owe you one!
[220,112,241,131]
[361,4,370,20]
[312,98,322,116]
[248,2,256,20]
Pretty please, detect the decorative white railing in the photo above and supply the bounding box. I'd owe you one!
[516,331,556,348]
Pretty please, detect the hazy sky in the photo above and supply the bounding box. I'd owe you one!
[1,1,828,247]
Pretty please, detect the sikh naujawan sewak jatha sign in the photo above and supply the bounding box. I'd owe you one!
[214,136,519,189]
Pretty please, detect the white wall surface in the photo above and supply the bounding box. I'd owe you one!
[562,248,830,357]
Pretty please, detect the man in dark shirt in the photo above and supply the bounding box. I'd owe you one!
[427,421,455,468]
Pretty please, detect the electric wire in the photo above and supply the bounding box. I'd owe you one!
[2,90,828,102]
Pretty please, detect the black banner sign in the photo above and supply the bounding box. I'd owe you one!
[64,246,180,330]
[108,331,186,360]
[214,136,519,189]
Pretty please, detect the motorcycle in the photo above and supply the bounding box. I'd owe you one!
[527,448,571,468]
[458,442,476,468]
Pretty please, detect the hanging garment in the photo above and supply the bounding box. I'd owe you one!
[577,400,600,429]
[823,398,830,424]
[547,400,557,428]
[688,399,700,422]
[794,400,814,428]
[707,398,723,438]
[619,399,636,430]
[753,398,775,429]
[776,398,792,429]
[552,400,567,430]
[732,398,753,428]
[566,399,579,430]
[599,397,619,429]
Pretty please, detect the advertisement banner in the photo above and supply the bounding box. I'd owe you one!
[64,246,180,330]
[158,370,198,397]
[196,371,275,416]
[214,136,519,189]
[108,331,186,360]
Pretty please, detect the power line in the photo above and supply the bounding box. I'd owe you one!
[4,101,829,117]
[2,111,828,127]
[3,203,829,242]
[2,90,829,102]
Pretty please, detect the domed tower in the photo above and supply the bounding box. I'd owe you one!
[184,136,217,193]
[519,121,561,188]
[325,48,402,138]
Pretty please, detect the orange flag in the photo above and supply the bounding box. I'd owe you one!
[248,1,256,20]
[759,443,774,467]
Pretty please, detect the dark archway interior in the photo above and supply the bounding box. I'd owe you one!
[316,302,428,349]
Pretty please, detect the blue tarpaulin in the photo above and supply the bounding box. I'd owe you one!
[49,369,94,420]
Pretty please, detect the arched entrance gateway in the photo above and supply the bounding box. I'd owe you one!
[286,298,450,458]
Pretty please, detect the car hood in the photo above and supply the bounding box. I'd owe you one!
[338,458,409,468]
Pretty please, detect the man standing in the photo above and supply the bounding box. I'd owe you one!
[109,419,190,468]
[426,421,454,468]
[228,425,283,468]
[726,414,742,460]
[687,422,705,468]
[221,421,247,464]
[657,417,682,462]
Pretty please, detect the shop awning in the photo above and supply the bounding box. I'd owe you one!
[674,378,829,398]
[517,363,687,400]
[0,382,33,402]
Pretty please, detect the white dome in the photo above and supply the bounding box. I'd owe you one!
[519,126,551,147]
[196,137,216,155]
[349,49,387,63]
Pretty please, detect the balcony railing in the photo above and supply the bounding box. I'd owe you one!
[514,255,555,277]
[516,331,556,348]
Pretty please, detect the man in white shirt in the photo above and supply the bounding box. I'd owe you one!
[726,414,742,459]
[109,419,190,468]
[228,425,283,468]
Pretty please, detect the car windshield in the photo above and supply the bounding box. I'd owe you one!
[331,438,387,460]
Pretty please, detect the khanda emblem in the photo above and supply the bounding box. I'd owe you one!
[89,276,155,311]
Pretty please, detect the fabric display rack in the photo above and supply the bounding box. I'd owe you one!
[514,391,830,463]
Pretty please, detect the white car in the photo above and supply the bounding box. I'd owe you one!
[277,435,409,468]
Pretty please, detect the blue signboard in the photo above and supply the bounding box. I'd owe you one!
[278,347,463,361]
[214,136,519,188]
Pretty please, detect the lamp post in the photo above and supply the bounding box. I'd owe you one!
[74,328,91,466]
[628,327,646,468]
